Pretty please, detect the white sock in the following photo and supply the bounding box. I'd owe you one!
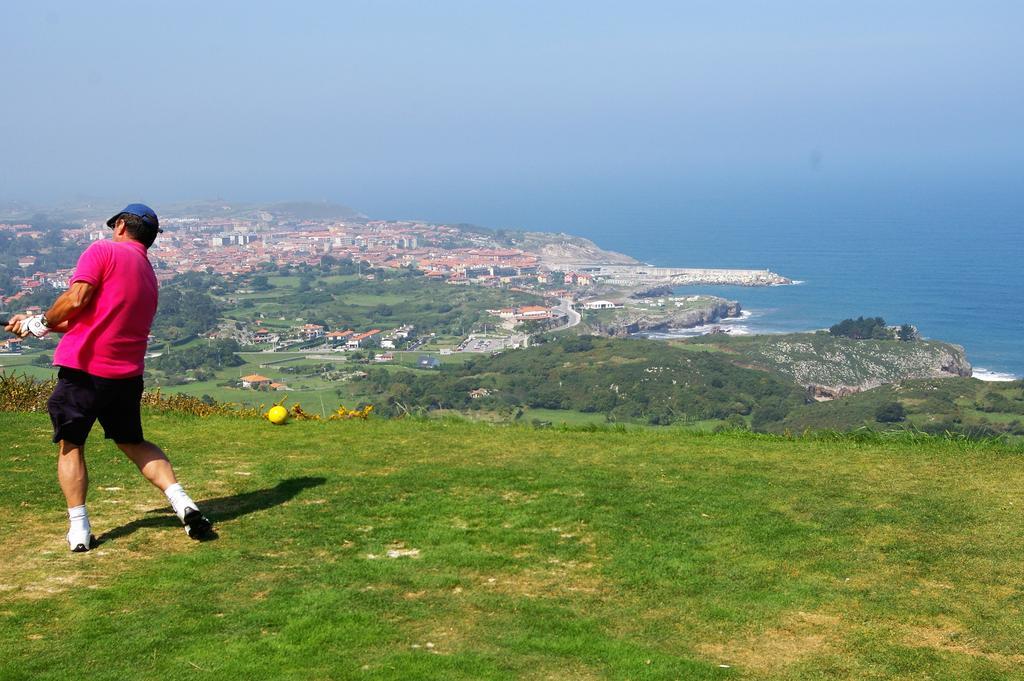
[68,504,91,535]
[68,503,90,532]
[164,483,197,520]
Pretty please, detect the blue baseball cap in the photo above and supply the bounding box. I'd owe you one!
[106,203,162,233]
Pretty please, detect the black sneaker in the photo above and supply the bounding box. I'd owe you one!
[182,508,214,540]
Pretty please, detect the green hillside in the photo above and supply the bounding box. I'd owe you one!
[2,411,1023,680]
[362,336,806,426]
[225,268,544,338]
[779,377,1024,439]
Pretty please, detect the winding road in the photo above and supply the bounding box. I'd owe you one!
[552,298,581,332]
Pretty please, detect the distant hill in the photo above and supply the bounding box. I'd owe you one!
[517,231,641,267]
[160,199,365,221]
[0,199,365,223]
[263,201,366,221]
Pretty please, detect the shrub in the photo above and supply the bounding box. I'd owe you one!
[0,373,261,418]
[751,404,789,431]
[875,402,907,423]
[0,373,55,412]
[829,316,893,340]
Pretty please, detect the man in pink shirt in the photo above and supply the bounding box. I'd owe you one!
[6,204,213,552]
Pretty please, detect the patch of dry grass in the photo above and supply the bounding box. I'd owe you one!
[698,611,845,673]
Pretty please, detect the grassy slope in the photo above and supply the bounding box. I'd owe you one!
[386,337,806,425]
[2,413,1023,680]
[780,377,1024,440]
[230,274,543,338]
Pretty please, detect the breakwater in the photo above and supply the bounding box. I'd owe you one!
[585,265,791,287]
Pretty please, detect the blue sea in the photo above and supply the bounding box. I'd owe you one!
[583,183,1023,379]
[408,178,1024,379]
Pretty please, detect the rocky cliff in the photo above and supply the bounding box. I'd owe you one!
[519,232,641,267]
[586,299,742,337]
[687,333,972,397]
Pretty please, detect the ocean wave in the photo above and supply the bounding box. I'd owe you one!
[973,368,1021,382]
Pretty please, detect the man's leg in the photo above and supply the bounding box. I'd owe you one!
[117,440,177,491]
[117,440,213,539]
[57,439,93,552]
[48,368,99,553]
[57,439,88,507]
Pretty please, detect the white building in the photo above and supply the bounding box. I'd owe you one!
[582,300,620,310]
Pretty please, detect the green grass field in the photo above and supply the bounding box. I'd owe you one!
[2,411,1023,679]
[0,363,56,381]
[0,350,59,381]
[522,408,609,426]
[144,349,474,414]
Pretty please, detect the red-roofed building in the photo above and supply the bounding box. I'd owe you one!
[298,323,325,340]
[326,329,355,346]
[346,329,382,349]
[240,374,272,389]
[515,306,552,321]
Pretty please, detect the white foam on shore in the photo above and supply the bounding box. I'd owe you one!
[644,314,757,339]
[974,368,1021,382]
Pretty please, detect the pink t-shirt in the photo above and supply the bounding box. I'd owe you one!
[53,240,159,379]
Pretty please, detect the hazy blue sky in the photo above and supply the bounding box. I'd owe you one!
[1,1,1021,223]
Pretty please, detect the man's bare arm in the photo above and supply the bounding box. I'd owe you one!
[44,281,96,332]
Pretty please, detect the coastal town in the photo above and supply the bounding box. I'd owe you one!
[0,206,790,305]
[0,207,792,383]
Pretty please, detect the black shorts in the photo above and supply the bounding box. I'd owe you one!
[47,367,145,445]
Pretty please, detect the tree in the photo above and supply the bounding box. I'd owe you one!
[751,403,789,431]
[562,336,595,353]
[153,285,221,341]
[875,402,906,423]
[150,339,244,373]
[829,316,892,340]
[898,324,916,342]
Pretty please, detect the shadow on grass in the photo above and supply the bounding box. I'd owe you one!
[96,476,326,545]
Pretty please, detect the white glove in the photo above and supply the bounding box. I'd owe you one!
[17,315,50,338]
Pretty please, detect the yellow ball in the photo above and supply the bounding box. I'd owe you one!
[267,405,289,425]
